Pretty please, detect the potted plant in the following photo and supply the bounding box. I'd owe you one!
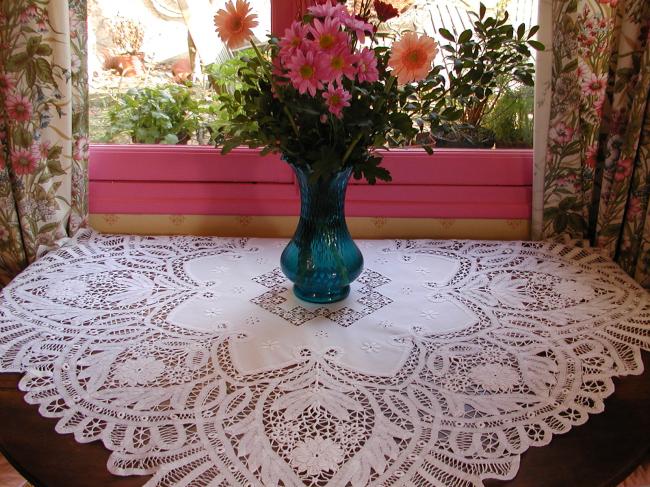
[106,83,211,144]
[427,5,541,147]
[107,16,146,77]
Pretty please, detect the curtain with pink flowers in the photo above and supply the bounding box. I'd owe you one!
[0,0,88,286]
[535,0,650,285]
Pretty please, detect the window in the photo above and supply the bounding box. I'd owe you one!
[88,0,537,239]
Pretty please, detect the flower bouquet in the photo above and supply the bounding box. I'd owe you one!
[211,0,537,302]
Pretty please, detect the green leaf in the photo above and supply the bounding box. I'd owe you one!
[527,40,545,51]
[13,126,32,148]
[26,35,42,56]
[554,212,568,233]
[38,222,61,235]
[162,134,179,144]
[439,28,455,42]
[516,23,525,39]
[562,59,579,73]
[458,29,472,43]
[6,52,29,71]
[35,58,54,84]
[36,44,53,56]
[47,158,67,176]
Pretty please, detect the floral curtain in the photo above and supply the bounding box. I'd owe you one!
[0,0,88,286]
[534,0,650,285]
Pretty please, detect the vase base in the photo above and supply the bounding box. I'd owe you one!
[293,285,350,304]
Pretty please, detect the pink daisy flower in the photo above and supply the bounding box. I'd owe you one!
[73,136,89,161]
[308,1,350,21]
[286,49,330,96]
[355,48,379,83]
[614,158,633,182]
[327,46,356,82]
[323,84,351,118]
[342,16,374,43]
[309,17,347,52]
[549,121,575,145]
[39,140,52,159]
[11,148,38,175]
[0,73,15,93]
[581,72,607,97]
[279,21,309,64]
[5,95,33,122]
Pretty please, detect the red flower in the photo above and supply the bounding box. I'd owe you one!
[5,94,33,122]
[11,148,38,175]
[374,0,399,22]
[614,158,633,182]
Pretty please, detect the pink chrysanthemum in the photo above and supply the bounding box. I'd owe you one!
[5,94,33,122]
[309,17,347,52]
[388,32,437,84]
[341,16,374,43]
[308,1,350,21]
[355,48,379,83]
[279,21,308,63]
[287,49,330,96]
[323,84,351,118]
[327,47,356,82]
[11,148,38,175]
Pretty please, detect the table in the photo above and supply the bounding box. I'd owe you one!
[0,232,649,487]
[2,356,649,487]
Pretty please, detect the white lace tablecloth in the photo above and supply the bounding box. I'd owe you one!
[1,232,649,487]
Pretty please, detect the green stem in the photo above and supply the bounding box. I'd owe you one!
[342,132,364,165]
[248,39,300,138]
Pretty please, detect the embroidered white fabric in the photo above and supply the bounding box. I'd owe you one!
[1,232,649,487]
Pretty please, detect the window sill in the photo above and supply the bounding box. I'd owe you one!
[89,144,532,219]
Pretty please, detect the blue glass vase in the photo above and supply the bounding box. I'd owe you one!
[280,164,363,303]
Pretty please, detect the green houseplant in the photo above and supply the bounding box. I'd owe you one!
[431,5,541,147]
[106,84,211,144]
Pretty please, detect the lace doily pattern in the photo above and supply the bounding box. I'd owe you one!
[1,232,649,487]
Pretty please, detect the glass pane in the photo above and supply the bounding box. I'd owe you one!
[375,0,539,149]
[88,0,272,145]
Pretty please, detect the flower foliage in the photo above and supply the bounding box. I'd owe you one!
[211,0,541,184]
[212,0,456,184]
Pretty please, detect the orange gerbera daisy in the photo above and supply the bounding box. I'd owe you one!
[388,32,437,84]
[214,0,258,49]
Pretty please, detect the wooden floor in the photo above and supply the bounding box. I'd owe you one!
[0,454,27,487]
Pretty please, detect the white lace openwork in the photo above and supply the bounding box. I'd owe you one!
[1,232,649,486]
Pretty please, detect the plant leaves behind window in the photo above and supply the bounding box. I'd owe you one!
[439,28,455,42]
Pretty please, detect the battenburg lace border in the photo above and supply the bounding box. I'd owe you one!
[0,232,648,487]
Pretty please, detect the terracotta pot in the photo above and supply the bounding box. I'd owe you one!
[108,53,145,77]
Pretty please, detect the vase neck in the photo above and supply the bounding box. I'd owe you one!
[292,165,352,221]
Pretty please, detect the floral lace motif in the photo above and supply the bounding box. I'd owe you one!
[1,232,649,487]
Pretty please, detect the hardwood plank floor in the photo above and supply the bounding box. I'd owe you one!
[0,454,27,487]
